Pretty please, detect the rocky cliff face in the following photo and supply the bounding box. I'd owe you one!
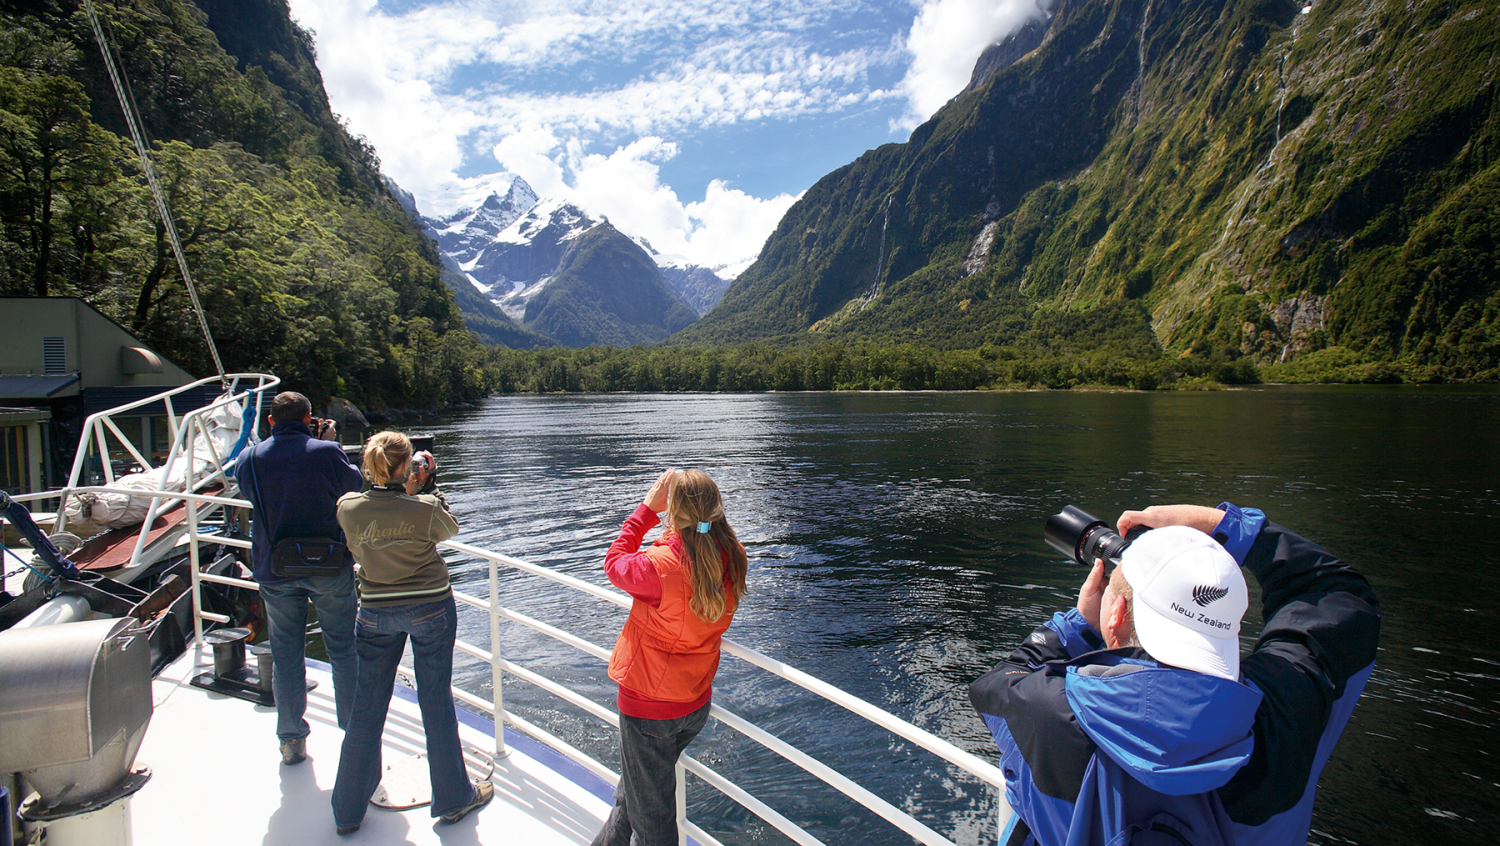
[680,0,1500,379]
[659,265,731,316]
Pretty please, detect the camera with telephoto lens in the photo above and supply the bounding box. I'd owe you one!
[1044,505,1149,576]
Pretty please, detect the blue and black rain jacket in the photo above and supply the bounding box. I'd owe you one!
[969,504,1380,846]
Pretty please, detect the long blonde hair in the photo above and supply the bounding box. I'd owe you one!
[363,431,412,487]
[666,470,748,623]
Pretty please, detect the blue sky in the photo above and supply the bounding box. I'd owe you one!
[287,0,1051,273]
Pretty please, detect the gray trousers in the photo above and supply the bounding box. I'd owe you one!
[590,701,712,846]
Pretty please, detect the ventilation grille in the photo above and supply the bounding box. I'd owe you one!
[43,337,66,374]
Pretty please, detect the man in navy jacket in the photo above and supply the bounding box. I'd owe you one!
[970,503,1379,846]
[235,391,363,765]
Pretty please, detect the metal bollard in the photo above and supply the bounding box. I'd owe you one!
[249,643,274,692]
[204,627,250,678]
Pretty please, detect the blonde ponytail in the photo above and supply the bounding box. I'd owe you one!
[363,431,412,487]
[666,470,748,622]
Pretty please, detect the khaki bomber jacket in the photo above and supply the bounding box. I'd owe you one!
[336,486,460,607]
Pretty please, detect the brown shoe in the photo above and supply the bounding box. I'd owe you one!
[280,737,307,765]
[440,781,493,824]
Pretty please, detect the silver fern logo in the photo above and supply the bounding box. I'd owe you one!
[1193,585,1230,607]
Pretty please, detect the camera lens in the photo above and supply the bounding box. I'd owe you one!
[1044,505,1144,576]
[1080,524,1131,568]
[1044,505,1106,564]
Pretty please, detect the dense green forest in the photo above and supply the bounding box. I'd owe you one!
[2,0,1487,412]
[479,302,1265,393]
[479,339,1433,394]
[480,342,1242,394]
[0,0,488,409]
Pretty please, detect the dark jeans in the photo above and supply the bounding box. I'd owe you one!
[590,701,712,846]
[330,595,471,828]
[259,568,358,741]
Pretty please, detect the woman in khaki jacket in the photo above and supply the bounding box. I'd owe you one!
[329,431,491,835]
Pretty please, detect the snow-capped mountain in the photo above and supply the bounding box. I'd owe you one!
[426,177,544,286]
[387,172,731,346]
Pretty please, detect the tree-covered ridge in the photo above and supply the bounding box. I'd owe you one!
[677,0,1500,382]
[0,0,488,409]
[482,339,1257,395]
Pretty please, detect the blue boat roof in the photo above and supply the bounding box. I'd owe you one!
[0,375,79,398]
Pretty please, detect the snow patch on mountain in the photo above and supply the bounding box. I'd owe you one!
[390,170,739,329]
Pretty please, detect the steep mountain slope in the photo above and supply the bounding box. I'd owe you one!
[525,223,700,347]
[0,0,486,408]
[659,264,731,316]
[679,0,1500,379]
[384,176,554,348]
[424,176,543,289]
[440,268,555,349]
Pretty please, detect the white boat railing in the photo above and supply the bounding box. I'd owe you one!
[12,373,1014,844]
[8,374,277,637]
[35,373,278,563]
[433,539,1011,846]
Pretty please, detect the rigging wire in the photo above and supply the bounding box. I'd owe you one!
[82,0,227,382]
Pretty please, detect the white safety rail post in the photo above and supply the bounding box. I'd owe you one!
[437,538,1012,846]
[53,374,278,536]
[130,390,237,569]
[53,374,279,643]
[180,377,278,643]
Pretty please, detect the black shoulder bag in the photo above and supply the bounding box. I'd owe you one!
[246,446,348,578]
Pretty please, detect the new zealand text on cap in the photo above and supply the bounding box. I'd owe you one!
[1120,526,1248,680]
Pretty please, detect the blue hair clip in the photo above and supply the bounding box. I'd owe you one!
[696,520,712,534]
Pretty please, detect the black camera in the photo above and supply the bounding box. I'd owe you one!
[310,416,332,437]
[1044,505,1148,576]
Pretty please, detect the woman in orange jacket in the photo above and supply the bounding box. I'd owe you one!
[590,468,749,846]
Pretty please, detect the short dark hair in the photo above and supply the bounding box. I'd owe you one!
[270,391,312,423]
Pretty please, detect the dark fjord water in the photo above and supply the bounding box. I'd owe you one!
[422,387,1500,845]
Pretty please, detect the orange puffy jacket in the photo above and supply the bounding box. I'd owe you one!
[608,536,738,703]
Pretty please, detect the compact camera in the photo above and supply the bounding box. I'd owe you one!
[1043,505,1148,576]
[412,453,431,474]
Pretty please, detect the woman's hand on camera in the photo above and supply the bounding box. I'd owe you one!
[404,451,435,495]
[643,469,674,513]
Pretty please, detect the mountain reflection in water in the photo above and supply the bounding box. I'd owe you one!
[419,388,1500,846]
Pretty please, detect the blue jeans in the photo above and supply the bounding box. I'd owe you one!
[259,568,358,741]
[590,701,712,846]
[331,595,471,827]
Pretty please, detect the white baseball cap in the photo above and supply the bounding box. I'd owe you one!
[1119,526,1248,680]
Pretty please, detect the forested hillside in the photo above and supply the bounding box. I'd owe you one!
[678,0,1500,382]
[0,0,486,409]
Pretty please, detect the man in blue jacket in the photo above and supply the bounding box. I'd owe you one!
[970,503,1379,846]
[235,391,364,765]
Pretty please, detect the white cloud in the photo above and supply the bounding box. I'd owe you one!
[493,132,799,270]
[287,0,870,270]
[686,180,800,271]
[896,0,1053,128]
[290,0,894,194]
[492,125,567,199]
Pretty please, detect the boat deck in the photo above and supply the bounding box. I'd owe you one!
[134,643,614,845]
